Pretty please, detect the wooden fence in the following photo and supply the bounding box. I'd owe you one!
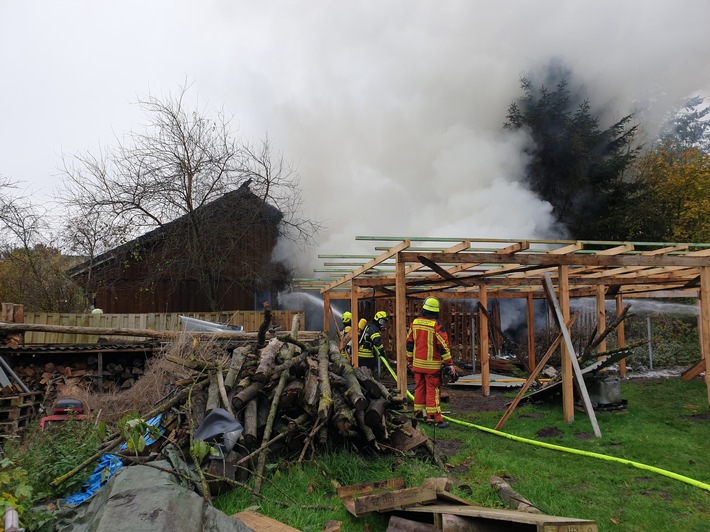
[22,310,305,344]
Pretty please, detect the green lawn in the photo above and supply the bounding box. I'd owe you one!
[214,378,710,532]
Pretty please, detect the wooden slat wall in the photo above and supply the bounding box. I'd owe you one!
[22,310,304,344]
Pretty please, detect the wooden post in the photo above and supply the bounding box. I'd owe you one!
[479,286,490,397]
[697,298,705,363]
[543,273,601,437]
[395,254,408,401]
[526,293,536,371]
[558,266,574,423]
[616,294,626,378]
[351,283,360,368]
[323,291,331,334]
[700,267,710,406]
[596,286,607,353]
[97,352,103,388]
[496,312,580,430]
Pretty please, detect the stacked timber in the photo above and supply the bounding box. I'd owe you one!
[0,390,43,440]
[7,358,146,394]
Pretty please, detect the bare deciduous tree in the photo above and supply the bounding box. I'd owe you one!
[60,83,320,310]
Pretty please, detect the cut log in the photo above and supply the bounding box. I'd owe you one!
[317,336,333,421]
[355,410,377,447]
[232,381,263,410]
[300,358,320,415]
[331,391,356,435]
[329,344,367,411]
[205,371,220,414]
[279,379,304,411]
[364,397,387,431]
[243,398,259,448]
[254,338,284,382]
[224,346,251,391]
[489,476,542,514]
[355,366,382,399]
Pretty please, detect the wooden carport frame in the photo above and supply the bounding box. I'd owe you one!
[298,237,710,424]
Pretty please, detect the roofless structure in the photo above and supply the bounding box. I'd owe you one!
[296,237,710,423]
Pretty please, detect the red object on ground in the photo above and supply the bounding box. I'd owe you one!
[40,414,89,431]
[40,397,89,431]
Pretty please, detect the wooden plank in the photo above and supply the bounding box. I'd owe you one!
[337,477,405,499]
[232,510,300,531]
[436,491,475,507]
[681,359,706,381]
[350,486,438,516]
[422,477,454,493]
[543,274,601,437]
[404,504,597,530]
[389,422,428,452]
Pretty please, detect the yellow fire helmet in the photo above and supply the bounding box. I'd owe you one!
[374,311,388,321]
[422,297,440,312]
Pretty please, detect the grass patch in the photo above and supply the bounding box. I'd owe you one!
[216,378,710,532]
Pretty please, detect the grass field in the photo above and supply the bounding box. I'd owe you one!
[214,377,710,532]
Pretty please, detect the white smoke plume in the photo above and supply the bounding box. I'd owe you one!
[1,1,709,279]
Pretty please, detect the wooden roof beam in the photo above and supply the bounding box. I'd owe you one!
[320,240,410,293]
[404,240,471,275]
[399,251,710,268]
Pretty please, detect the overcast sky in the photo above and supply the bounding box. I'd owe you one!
[2,1,709,274]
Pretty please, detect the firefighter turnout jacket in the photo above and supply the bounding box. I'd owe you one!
[406,317,453,373]
[358,321,384,361]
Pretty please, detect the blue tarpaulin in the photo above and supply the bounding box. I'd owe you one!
[64,453,123,507]
[64,415,164,507]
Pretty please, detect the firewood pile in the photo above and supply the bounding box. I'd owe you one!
[9,357,147,393]
[50,311,443,499]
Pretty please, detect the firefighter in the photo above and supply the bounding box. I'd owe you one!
[340,311,352,338]
[406,297,454,428]
[357,311,388,372]
[338,311,353,360]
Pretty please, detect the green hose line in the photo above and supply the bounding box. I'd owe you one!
[378,356,710,492]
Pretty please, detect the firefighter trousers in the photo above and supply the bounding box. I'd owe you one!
[413,370,443,423]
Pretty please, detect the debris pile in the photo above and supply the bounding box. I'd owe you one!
[50,312,441,501]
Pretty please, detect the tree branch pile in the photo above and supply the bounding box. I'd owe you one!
[50,313,438,498]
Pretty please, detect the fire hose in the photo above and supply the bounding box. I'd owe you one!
[377,356,710,493]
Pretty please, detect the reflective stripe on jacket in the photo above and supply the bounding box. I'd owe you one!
[358,322,383,359]
[406,317,452,373]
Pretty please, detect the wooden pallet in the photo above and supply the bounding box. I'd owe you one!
[0,404,34,421]
[0,416,32,434]
[0,391,43,408]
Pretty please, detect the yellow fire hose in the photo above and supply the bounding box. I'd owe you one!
[378,356,710,492]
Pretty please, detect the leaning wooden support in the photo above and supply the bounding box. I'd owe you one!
[543,273,602,438]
